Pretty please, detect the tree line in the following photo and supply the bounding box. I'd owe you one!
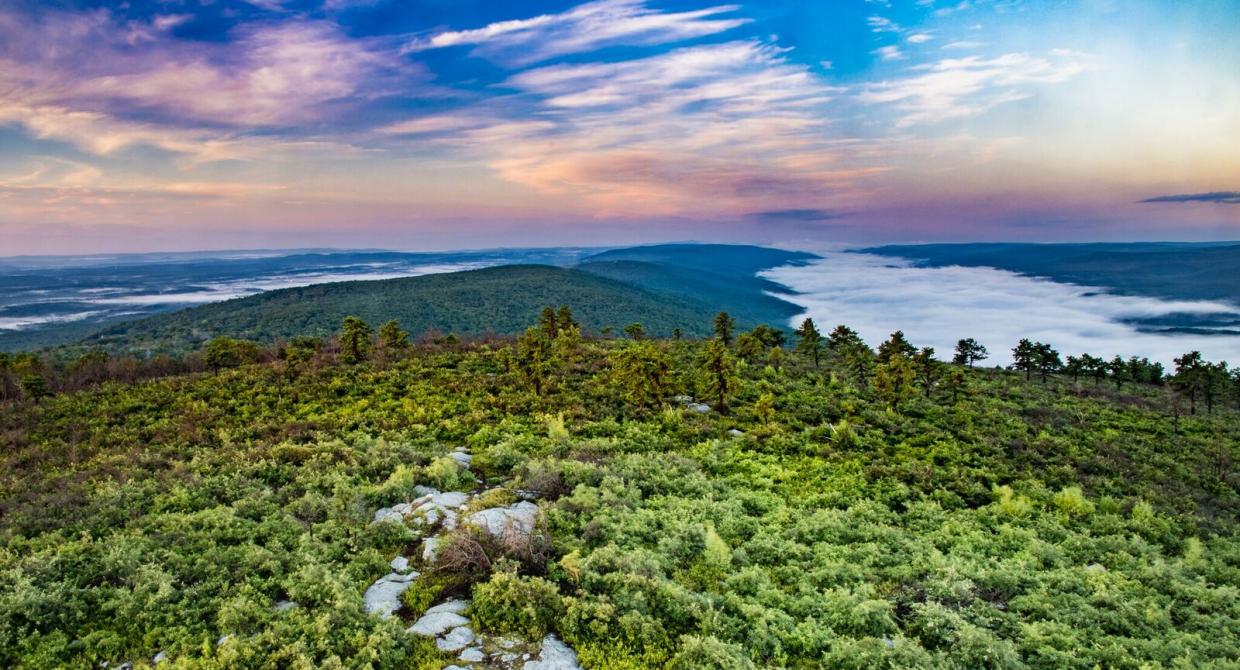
[3,309,1239,419]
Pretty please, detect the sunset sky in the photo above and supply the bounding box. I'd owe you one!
[1,0,1237,255]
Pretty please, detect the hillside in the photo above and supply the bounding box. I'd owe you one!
[1,329,1237,669]
[576,244,814,329]
[56,244,814,356]
[78,265,716,355]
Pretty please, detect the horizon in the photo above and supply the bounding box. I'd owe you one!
[1,0,1238,255]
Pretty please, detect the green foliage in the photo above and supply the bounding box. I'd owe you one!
[339,316,373,364]
[697,338,739,411]
[0,331,1237,669]
[470,568,564,639]
[609,342,672,411]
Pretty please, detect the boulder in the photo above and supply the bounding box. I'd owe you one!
[525,635,584,670]
[450,452,473,469]
[467,501,540,540]
[425,599,468,615]
[421,537,442,562]
[363,572,417,618]
[436,626,476,652]
[390,556,410,573]
[458,647,485,662]
[687,403,711,413]
[408,610,470,637]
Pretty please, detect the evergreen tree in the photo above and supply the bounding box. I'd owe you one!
[623,323,646,340]
[795,318,824,368]
[697,338,739,411]
[1083,354,1108,386]
[877,330,916,361]
[945,368,967,403]
[912,347,940,398]
[205,336,241,372]
[1172,351,1205,414]
[827,324,864,352]
[751,324,786,348]
[339,316,373,364]
[874,353,916,411]
[516,327,553,396]
[1034,342,1061,382]
[672,328,682,341]
[556,305,578,332]
[1109,355,1128,390]
[378,320,409,351]
[735,332,764,362]
[953,338,989,367]
[1065,355,1086,383]
[538,306,560,339]
[609,341,671,411]
[755,391,775,425]
[1012,339,1038,380]
[713,312,736,346]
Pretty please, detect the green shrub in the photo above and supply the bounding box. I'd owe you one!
[470,569,564,639]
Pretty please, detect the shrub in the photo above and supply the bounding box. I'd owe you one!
[470,569,564,639]
[1052,486,1094,518]
[666,635,755,670]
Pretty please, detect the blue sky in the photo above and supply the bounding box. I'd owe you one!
[0,0,1237,254]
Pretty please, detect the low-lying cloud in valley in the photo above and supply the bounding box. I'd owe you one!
[766,250,1240,366]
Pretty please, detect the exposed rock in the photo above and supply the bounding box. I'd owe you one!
[273,600,299,613]
[372,502,413,524]
[437,626,476,652]
[217,635,232,646]
[525,635,583,670]
[363,571,418,618]
[152,651,166,664]
[426,599,468,615]
[421,537,442,562]
[459,647,485,662]
[408,610,470,637]
[467,501,540,539]
[672,394,694,404]
[450,452,473,469]
[687,403,711,413]
[727,428,745,437]
[390,556,410,573]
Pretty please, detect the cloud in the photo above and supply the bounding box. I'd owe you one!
[1139,192,1240,204]
[405,0,750,65]
[858,52,1088,126]
[751,208,848,222]
[766,249,1240,367]
[438,41,869,216]
[875,45,905,61]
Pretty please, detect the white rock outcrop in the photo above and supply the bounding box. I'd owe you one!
[363,571,418,618]
[466,501,540,540]
[525,635,584,670]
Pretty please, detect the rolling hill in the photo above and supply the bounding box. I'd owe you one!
[63,244,816,356]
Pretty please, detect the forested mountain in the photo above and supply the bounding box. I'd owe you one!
[78,266,715,356]
[55,244,813,356]
[1,316,1237,669]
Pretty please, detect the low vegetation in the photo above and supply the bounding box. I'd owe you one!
[1,309,1237,669]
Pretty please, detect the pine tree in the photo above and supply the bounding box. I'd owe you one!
[697,338,739,411]
[912,347,940,398]
[1012,339,1037,380]
[339,316,373,364]
[623,323,646,340]
[556,305,578,332]
[874,353,916,411]
[378,320,409,351]
[538,306,560,339]
[877,331,916,361]
[713,312,736,346]
[609,341,671,411]
[795,318,823,368]
[953,338,989,367]
[516,327,553,396]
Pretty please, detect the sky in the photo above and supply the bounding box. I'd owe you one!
[0,0,1237,255]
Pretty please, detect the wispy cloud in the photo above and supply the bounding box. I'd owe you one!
[442,41,865,216]
[750,208,848,222]
[405,0,749,66]
[1139,191,1240,204]
[858,52,1088,126]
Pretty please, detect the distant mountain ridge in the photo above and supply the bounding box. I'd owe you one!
[69,244,816,356]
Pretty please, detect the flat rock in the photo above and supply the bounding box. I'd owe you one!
[372,502,412,524]
[425,599,469,616]
[525,635,583,670]
[727,428,745,437]
[273,600,299,613]
[450,452,473,468]
[363,572,418,618]
[459,647,485,662]
[467,501,539,539]
[687,403,711,413]
[436,626,476,652]
[390,556,410,573]
[408,611,470,637]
